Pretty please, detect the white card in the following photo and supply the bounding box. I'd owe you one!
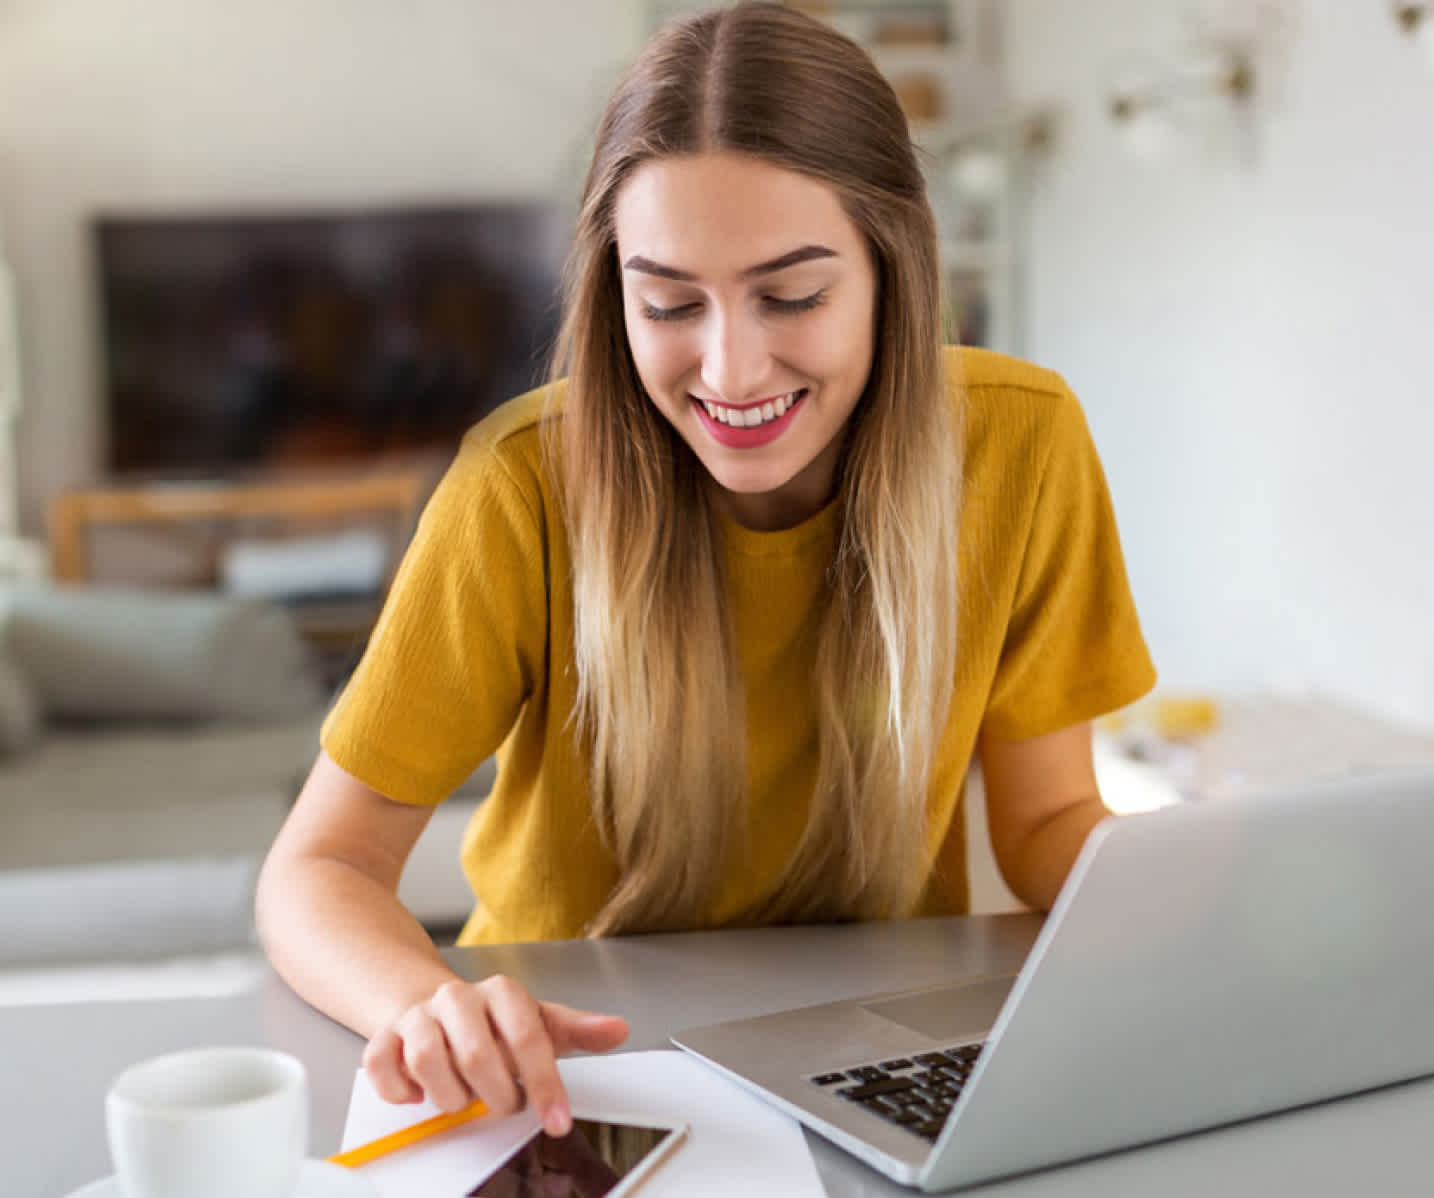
[340,1048,825,1197]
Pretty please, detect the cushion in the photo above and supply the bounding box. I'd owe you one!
[0,583,325,724]
[0,857,258,967]
[0,650,41,757]
[219,527,392,600]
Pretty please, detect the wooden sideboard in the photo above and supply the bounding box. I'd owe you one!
[46,466,435,677]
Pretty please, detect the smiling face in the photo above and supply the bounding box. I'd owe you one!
[613,151,879,531]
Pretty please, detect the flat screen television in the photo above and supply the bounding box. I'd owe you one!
[94,202,568,476]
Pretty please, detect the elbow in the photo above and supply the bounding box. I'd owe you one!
[252,842,291,958]
[994,860,1061,915]
[252,835,325,961]
[994,796,1112,913]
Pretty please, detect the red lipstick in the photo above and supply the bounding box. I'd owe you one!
[692,390,806,449]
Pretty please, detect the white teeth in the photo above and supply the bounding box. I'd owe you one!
[701,390,802,428]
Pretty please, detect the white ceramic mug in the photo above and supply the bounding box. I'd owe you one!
[105,1046,308,1198]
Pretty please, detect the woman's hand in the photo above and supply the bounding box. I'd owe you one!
[362,975,630,1136]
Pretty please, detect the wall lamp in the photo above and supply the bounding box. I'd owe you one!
[1108,45,1257,162]
[1394,3,1428,35]
[940,110,1058,203]
[1393,4,1434,65]
[1109,52,1254,121]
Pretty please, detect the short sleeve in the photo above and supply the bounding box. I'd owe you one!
[321,434,549,804]
[981,386,1156,740]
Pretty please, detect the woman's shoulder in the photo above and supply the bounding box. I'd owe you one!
[945,345,1084,450]
[945,345,1071,405]
[462,380,565,457]
[416,382,569,537]
[444,381,567,488]
[944,346,1104,517]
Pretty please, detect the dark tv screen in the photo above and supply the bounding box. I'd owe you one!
[95,203,568,475]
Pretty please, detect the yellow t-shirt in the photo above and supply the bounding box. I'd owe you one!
[322,347,1156,943]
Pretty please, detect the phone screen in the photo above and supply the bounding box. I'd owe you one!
[465,1117,684,1197]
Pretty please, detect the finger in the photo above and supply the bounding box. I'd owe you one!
[430,981,524,1117]
[484,976,570,1136]
[541,1002,631,1056]
[362,1026,423,1104]
[398,1007,474,1113]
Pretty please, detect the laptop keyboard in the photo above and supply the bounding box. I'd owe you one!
[810,1044,986,1142]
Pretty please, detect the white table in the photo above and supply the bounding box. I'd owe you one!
[6,916,1434,1197]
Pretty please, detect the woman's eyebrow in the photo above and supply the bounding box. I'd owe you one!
[621,244,838,282]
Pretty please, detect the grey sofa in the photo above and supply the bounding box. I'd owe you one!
[0,583,492,971]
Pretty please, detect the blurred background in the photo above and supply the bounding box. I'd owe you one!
[1,0,1432,989]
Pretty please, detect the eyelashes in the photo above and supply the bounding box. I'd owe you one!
[765,291,828,316]
[640,290,829,323]
[640,302,697,323]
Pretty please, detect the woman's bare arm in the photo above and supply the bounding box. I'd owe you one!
[978,721,1111,912]
[255,750,627,1131]
[256,751,455,1034]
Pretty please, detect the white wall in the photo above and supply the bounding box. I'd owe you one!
[4,1,1432,726]
[0,0,644,530]
[1005,0,1434,727]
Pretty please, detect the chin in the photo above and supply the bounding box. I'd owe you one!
[704,459,799,498]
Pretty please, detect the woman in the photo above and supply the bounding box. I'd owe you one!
[256,1,1155,1142]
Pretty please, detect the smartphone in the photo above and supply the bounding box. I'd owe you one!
[465,1110,688,1197]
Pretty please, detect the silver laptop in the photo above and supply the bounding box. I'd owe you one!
[672,768,1434,1190]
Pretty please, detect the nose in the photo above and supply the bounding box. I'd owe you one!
[699,307,771,404]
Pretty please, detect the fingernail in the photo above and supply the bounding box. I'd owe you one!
[544,1105,571,1137]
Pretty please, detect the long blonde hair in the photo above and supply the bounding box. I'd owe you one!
[546,2,961,936]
